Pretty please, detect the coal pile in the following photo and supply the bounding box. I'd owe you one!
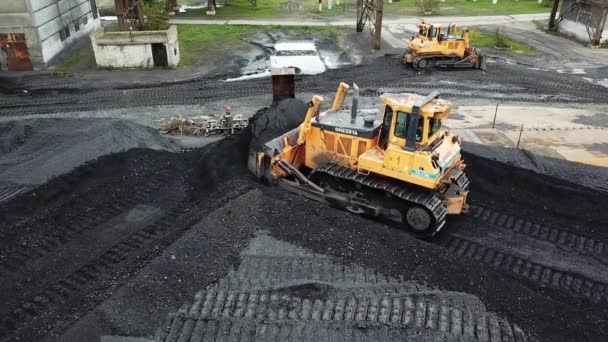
[1,99,607,342]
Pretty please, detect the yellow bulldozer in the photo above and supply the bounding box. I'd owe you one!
[249,83,469,237]
[404,23,486,71]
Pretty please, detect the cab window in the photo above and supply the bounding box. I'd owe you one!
[429,118,441,137]
[429,26,437,40]
[395,112,423,142]
[418,27,428,37]
[394,112,408,139]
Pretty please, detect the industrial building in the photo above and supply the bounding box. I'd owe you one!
[550,0,608,46]
[0,0,101,71]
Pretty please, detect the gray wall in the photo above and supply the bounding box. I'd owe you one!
[0,0,100,69]
[560,0,606,28]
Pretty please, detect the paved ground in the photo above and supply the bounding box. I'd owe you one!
[447,104,608,167]
[169,13,550,26]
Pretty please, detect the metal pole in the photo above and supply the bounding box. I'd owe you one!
[516,124,524,149]
[592,8,608,46]
[373,0,383,50]
[492,103,499,129]
[548,0,560,31]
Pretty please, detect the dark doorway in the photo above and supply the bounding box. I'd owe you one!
[0,33,34,71]
[151,43,168,68]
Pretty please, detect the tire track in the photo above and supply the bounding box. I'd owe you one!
[156,233,533,342]
[440,234,608,304]
[0,184,255,342]
[0,191,145,277]
[0,169,175,278]
[157,288,530,342]
[0,204,186,337]
[0,182,30,204]
[468,205,608,265]
[2,60,608,117]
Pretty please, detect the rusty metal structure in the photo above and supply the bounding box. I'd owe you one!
[115,0,145,31]
[356,0,383,50]
[0,33,33,71]
[549,0,608,46]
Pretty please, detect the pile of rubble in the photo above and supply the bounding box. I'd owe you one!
[160,110,248,137]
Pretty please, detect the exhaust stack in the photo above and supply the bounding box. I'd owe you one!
[350,83,360,124]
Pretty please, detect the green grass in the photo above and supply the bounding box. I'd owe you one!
[178,24,251,66]
[601,40,608,48]
[176,0,550,19]
[56,51,81,73]
[470,29,537,56]
[386,0,550,16]
[178,24,344,67]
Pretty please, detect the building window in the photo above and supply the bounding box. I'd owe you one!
[59,26,71,41]
[83,15,88,26]
[74,22,80,31]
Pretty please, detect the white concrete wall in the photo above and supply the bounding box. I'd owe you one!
[92,42,155,68]
[165,25,180,66]
[559,19,608,45]
[91,26,180,69]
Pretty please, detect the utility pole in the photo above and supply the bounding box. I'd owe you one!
[516,124,524,149]
[548,0,560,31]
[492,103,499,129]
[373,0,383,50]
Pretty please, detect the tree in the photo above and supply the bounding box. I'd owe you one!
[142,1,170,31]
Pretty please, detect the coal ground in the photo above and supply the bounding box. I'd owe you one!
[3,59,608,118]
[0,98,607,341]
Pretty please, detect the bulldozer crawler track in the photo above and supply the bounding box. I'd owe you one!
[314,164,447,234]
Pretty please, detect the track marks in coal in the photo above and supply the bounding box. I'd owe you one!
[469,205,608,265]
[442,204,608,306]
[0,182,29,204]
[3,60,608,117]
[0,203,188,340]
[0,170,175,279]
[157,234,532,342]
[158,289,530,342]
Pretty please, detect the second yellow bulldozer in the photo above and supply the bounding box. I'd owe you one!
[404,23,486,71]
[249,83,469,237]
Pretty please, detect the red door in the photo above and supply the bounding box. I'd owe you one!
[0,33,34,71]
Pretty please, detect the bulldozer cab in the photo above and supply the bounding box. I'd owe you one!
[416,23,470,44]
[378,92,450,152]
[417,24,440,41]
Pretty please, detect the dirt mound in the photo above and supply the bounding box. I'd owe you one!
[0,118,176,187]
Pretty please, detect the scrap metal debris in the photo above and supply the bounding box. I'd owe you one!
[160,109,247,137]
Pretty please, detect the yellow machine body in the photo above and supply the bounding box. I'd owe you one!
[404,23,483,70]
[258,83,468,217]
